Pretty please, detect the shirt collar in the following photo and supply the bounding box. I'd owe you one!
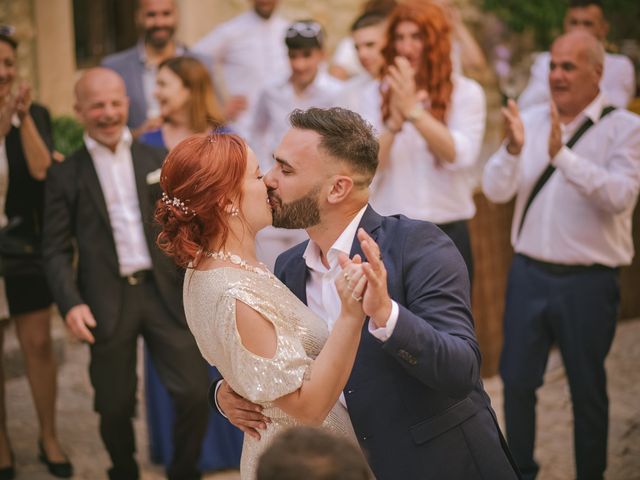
[303,205,368,273]
[562,92,605,132]
[136,39,187,65]
[84,128,133,155]
[287,69,327,98]
[247,9,278,24]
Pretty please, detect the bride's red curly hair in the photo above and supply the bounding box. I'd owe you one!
[381,0,453,124]
[155,133,247,268]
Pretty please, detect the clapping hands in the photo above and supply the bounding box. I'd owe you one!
[336,253,368,321]
[336,229,393,329]
[501,99,524,155]
[14,82,31,121]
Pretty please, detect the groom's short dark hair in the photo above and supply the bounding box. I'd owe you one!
[289,107,379,184]
[257,426,372,480]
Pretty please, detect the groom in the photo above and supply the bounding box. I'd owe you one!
[216,107,520,479]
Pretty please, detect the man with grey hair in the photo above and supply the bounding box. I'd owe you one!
[43,67,209,480]
[483,30,640,479]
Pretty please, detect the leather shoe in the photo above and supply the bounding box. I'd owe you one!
[0,452,15,480]
[38,441,73,478]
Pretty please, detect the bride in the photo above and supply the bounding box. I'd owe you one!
[155,133,368,479]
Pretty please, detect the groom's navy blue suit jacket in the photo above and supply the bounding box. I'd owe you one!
[275,206,520,480]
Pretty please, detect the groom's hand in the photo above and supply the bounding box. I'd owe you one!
[217,381,271,440]
[357,228,392,328]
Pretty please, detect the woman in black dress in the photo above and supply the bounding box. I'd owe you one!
[0,29,71,479]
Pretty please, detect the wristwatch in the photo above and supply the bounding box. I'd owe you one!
[407,104,426,123]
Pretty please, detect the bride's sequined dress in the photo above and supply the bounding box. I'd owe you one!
[183,266,357,479]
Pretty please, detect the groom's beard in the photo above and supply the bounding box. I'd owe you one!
[269,185,321,229]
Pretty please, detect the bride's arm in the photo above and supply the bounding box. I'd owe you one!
[235,259,367,426]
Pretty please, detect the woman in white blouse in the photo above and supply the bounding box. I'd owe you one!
[372,0,486,283]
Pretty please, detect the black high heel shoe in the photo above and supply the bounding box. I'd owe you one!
[38,441,73,478]
[0,451,15,480]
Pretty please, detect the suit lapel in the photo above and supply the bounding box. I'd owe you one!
[287,206,382,306]
[287,252,309,304]
[349,204,383,260]
[131,142,157,246]
[80,146,111,228]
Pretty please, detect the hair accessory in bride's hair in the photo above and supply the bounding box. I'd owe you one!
[162,192,194,216]
[208,134,216,144]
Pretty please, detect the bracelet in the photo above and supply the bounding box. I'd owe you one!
[406,104,426,123]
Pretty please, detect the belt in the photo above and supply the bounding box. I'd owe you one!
[123,270,152,286]
[518,254,616,275]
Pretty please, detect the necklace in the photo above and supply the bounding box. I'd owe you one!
[202,249,274,279]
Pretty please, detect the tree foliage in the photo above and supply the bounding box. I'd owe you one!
[482,0,640,50]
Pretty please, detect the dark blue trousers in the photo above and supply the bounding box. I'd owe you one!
[500,254,619,480]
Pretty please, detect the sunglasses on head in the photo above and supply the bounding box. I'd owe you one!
[0,25,15,37]
[286,21,323,39]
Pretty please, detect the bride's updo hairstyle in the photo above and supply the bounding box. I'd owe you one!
[155,133,248,268]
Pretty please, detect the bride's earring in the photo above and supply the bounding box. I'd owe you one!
[226,205,239,217]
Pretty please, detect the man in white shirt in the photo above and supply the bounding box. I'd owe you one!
[192,0,290,138]
[483,31,640,480]
[250,19,343,270]
[339,11,388,132]
[42,68,209,480]
[518,0,635,110]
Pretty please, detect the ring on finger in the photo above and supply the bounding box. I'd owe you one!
[343,271,350,281]
[351,293,363,302]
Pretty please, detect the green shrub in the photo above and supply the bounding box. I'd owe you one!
[482,0,640,50]
[52,116,84,157]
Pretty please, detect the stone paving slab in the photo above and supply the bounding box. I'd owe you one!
[5,318,639,479]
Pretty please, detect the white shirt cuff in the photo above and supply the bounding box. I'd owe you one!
[551,145,578,172]
[213,379,229,419]
[368,300,399,342]
[500,143,522,162]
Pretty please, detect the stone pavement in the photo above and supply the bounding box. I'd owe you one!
[5,317,640,479]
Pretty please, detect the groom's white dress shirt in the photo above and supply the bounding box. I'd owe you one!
[303,206,400,409]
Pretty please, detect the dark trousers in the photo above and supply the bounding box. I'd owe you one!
[89,278,209,480]
[500,254,619,480]
[436,220,474,286]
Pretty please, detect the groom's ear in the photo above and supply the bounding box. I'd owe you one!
[326,175,354,204]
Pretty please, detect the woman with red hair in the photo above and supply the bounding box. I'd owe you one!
[156,133,367,480]
[372,0,486,284]
[138,55,240,473]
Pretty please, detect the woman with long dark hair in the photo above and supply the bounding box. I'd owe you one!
[0,29,71,479]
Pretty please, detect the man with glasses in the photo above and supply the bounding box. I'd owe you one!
[250,19,344,270]
[192,0,290,138]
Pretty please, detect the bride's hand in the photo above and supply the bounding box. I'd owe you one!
[336,254,367,322]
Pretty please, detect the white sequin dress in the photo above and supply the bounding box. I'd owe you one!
[183,266,357,479]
